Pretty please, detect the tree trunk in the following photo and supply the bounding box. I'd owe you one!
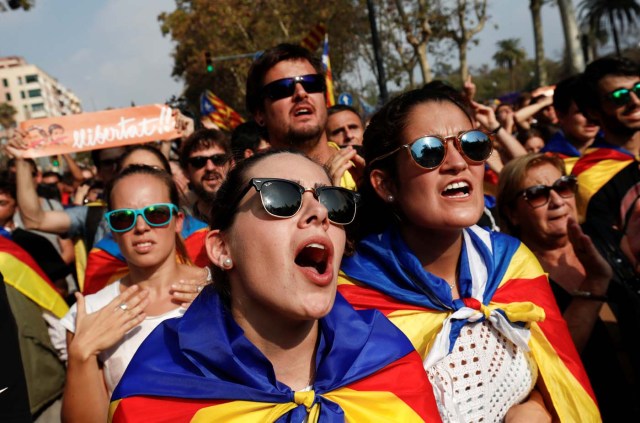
[417,46,432,83]
[557,0,585,73]
[608,9,621,56]
[459,40,469,83]
[530,0,547,87]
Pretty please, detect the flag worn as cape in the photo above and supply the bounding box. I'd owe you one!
[109,290,441,422]
[322,34,335,107]
[0,236,69,318]
[83,215,209,295]
[200,90,245,132]
[338,225,600,422]
[571,139,637,223]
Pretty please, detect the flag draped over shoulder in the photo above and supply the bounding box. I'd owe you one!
[322,33,335,107]
[300,23,326,52]
[338,225,600,422]
[0,235,68,318]
[200,90,245,132]
[83,215,209,295]
[109,291,441,422]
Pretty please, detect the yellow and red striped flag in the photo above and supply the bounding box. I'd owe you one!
[322,33,335,107]
[300,23,326,52]
[200,90,245,132]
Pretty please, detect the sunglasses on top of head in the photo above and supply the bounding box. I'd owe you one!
[234,178,360,225]
[187,154,231,169]
[608,82,640,106]
[368,129,494,170]
[515,175,577,208]
[105,203,179,233]
[261,74,326,102]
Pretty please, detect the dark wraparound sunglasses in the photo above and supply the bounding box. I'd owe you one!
[369,129,493,170]
[187,154,231,169]
[515,175,578,208]
[235,178,359,225]
[262,74,326,101]
[608,82,640,106]
[105,203,179,232]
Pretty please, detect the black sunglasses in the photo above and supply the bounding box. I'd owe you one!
[515,175,578,208]
[236,178,359,225]
[187,154,231,169]
[608,82,640,106]
[261,74,326,101]
[105,203,178,233]
[369,129,493,170]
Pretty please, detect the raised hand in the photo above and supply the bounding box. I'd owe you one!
[326,146,366,187]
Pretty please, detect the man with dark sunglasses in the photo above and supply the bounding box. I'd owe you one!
[245,43,363,189]
[573,56,640,400]
[179,128,234,221]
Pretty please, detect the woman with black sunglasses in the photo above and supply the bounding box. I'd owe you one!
[60,165,211,423]
[338,82,599,422]
[496,153,633,421]
[109,150,440,421]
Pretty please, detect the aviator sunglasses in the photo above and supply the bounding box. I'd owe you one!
[369,129,494,170]
[515,175,578,208]
[608,82,640,106]
[236,178,359,225]
[187,154,231,169]
[105,203,179,232]
[262,74,326,101]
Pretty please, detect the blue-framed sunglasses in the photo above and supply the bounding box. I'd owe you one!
[105,203,179,233]
[261,74,326,101]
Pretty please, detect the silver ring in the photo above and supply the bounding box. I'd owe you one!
[118,302,129,311]
[196,285,203,293]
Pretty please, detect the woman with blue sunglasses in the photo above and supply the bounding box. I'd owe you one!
[60,165,210,423]
[338,82,599,422]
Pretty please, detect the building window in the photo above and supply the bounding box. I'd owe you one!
[25,74,38,83]
[28,89,41,98]
[2,78,7,87]
[20,91,25,99]
[5,93,11,101]
[31,103,45,112]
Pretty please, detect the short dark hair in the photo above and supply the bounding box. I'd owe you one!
[575,56,640,119]
[230,121,266,162]
[245,43,324,115]
[117,144,172,174]
[327,104,361,119]
[179,129,231,169]
[0,180,17,200]
[41,171,61,181]
[7,158,37,176]
[553,75,581,115]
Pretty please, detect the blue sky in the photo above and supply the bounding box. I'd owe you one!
[0,0,585,112]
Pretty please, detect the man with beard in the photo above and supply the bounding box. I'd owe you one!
[573,56,640,404]
[245,43,363,189]
[179,129,233,221]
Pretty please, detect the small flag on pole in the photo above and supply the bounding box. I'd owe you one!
[300,23,327,52]
[322,33,335,107]
[200,90,245,132]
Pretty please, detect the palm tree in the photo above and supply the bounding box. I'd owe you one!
[557,0,585,73]
[0,103,17,130]
[578,0,640,56]
[530,0,548,87]
[493,38,527,91]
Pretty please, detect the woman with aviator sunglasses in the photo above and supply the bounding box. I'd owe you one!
[109,150,440,421]
[61,165,211,423]
[338,82,599,422]
[496,153,633,421]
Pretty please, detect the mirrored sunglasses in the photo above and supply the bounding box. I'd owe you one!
[187,154,230,169]
[608,82,640,106]
[105,203,178,232]
[516,175,578,208]
[261,74,326,101]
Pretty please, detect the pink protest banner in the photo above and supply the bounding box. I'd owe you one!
[18,104,179,158]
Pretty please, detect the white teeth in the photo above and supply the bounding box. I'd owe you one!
[295,108,310,116]
[445,181,469,191]
[306,243,325,250]
[135,242,152,247]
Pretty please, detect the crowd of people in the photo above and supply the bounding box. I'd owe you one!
[1,43,639,422]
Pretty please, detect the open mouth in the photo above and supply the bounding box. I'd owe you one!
[442,181,470,198]
[293,107,312,117]
[295,242,329,274]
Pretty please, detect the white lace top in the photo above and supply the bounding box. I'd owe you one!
[427,321,537,422]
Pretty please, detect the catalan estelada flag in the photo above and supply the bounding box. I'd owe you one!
[83,215,209,295]
[200,90,245,132]
[300,23,326,52]
[571,138,638,224]
[0,235,69,318]
[338,225,600,422]
[109,291,441,422]
[322,33,335,107]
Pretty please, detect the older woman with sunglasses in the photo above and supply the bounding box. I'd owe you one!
[496,153,634,421]
[60,165,210,423]
[109,150,440,422]
[337,82,599,422]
